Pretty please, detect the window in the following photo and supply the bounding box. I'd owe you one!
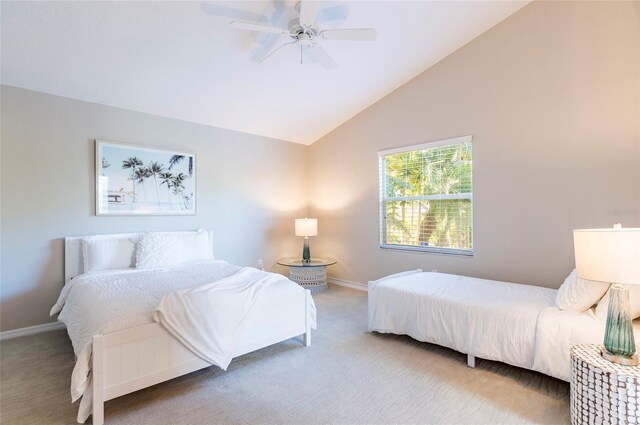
[379,136,473,255]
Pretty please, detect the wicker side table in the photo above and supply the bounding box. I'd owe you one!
[571,344,640,424]
[276,257,337,292]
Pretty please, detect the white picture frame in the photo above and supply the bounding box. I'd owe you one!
[95,140,196,216]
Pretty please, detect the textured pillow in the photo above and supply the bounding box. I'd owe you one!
[596,285,640,321]
[135,230,214,270]
[82,236,136,273]
[555,268,610,312]
[135,233,175,269]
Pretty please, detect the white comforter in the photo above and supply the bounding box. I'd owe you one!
[533,307,640,380]
[369,270,640,381]
[368,271,557,370]
[51,260,315,423]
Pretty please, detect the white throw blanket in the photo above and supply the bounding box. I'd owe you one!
[154,267,289,370]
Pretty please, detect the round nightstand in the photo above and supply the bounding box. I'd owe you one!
[276,257,337,292]
[571,344,640,424]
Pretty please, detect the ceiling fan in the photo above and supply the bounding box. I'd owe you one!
[227,1,377,68]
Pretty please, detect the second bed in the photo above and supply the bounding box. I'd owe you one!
[368,270,640,381]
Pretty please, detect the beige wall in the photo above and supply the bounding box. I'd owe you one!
[2,1,639,332]
[309,1,640,288]
[1,86,309,331]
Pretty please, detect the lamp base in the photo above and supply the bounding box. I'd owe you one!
[603,283,637,360]
[600,346,639,366]
[302,237,310,264]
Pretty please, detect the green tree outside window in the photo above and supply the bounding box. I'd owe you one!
[380,140,473,253]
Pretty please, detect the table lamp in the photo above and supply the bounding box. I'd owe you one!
[573,224,640,365]
[295,218,317,263]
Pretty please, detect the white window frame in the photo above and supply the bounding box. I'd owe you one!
[378,135,473,256]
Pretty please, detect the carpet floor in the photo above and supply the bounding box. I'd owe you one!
[0,285,570,425]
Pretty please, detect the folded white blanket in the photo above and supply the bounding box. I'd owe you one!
[154,267,289,370]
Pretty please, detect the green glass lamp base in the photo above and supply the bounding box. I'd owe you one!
[600,346,639,366]
[302,237,310,264]
[602,283,637,365]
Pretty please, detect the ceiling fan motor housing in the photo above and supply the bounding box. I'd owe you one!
[288,22,319,46]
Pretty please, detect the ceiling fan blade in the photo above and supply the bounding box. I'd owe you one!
[304,45,337,70]
[229,20,289,35]
[259,40,297,64]
[317,4,349,23]
[299,1,322,27]
[201,4,265,22]
[250,33,284,62]
[320,28,377,41]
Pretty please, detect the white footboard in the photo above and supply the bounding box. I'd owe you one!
[92,289,312,425]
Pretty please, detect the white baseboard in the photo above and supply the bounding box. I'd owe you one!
[0,321,66,341]
[327,277,368,292]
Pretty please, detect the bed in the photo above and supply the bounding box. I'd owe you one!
[368,270,640,381]
[52,231,315,425]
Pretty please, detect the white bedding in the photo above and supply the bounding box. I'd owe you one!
[369,270,640,382]
[533,307,640,380]
[51,260,316,422]
[368,271,557,370]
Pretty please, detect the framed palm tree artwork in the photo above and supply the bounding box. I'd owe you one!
[96,140,196,215]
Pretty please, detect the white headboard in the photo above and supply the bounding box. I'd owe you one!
[64,230,214,283]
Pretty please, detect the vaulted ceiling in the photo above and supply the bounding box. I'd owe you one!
[1,1,529,144]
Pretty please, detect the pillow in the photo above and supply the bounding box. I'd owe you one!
[596,285,640,321]
[135,232,175,269]
[135,230,214,270]
[82,236,136,273]
[167,229,213,265]
[555,268,610,312]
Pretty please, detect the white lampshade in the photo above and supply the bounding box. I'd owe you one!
[295,218,318,237]
[573,227,640,285]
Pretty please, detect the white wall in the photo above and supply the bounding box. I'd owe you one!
[309,1,640,288]
[1,86,308,331]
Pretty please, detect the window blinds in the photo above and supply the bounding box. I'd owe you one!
[378,136,473,255]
